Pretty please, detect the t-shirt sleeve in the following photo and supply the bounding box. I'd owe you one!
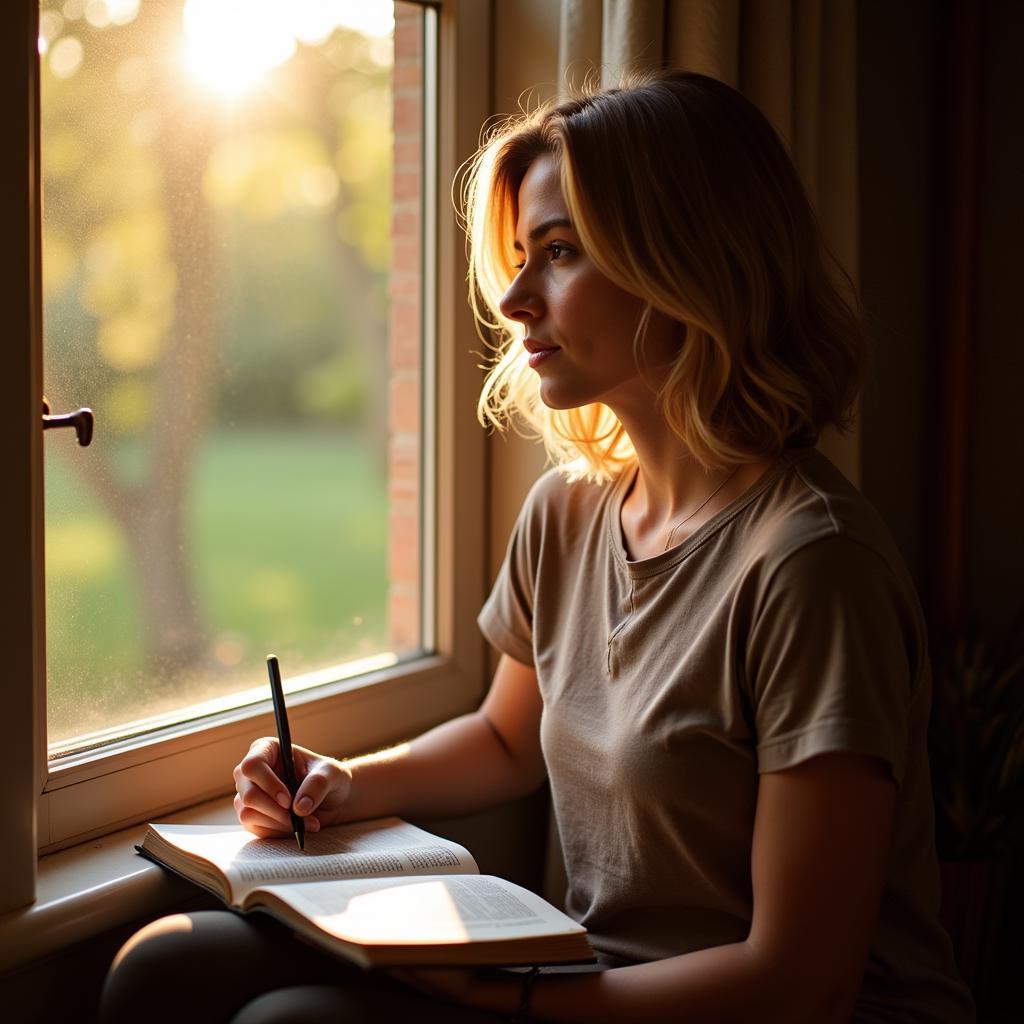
[745,535,923,787]
[476,490,540,667]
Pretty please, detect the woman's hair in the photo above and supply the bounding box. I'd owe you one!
[463,70,867,480]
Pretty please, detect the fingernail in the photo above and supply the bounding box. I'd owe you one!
[276,792,291,808]
[296,797,313,814]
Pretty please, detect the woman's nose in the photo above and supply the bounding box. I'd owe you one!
[499,271,543,322]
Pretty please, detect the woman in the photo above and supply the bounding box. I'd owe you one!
[102,71,973,1023]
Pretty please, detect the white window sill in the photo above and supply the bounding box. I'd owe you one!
[0,796,238,974]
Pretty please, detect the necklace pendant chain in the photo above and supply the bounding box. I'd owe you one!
[663,465,741,552]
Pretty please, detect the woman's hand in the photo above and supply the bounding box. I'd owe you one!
[232,737,353,838]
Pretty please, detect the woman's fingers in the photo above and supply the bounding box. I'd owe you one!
[232,739,347,832]
[234,738,292,808]
[235,778,290,827]
[232,737,291,834]
[235,796,287,833]
[293,757,351,819]
[234,793,321,837]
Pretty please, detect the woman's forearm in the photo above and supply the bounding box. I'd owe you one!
[338,709,546,822]
[467,941,848,1024]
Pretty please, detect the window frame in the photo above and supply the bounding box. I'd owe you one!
[1,0,492,904]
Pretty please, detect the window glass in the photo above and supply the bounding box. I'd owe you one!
[40,0,425,756]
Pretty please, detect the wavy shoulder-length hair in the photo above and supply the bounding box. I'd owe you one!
[463,70,867,481]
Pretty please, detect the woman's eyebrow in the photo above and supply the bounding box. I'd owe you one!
[513,217,575,251]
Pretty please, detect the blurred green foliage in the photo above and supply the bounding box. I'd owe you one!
[41,0,393,435]
[40,0,407,737]
[45,430,389,742]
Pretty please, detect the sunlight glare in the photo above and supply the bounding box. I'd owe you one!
[85,0,140,29]
[182,0,394,99]
[293,0,394,43]
[40,11,65,49]
[49,36,84,79]
[183,0,297,99]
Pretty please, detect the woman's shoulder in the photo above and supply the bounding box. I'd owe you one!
[520,463,618,524]
[748,447,916,591]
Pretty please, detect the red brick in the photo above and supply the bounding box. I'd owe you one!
[391,207,420,238]
[389,323,421,372]
[388,438,420,500]
[393,63,422,91]
[388,506,420,582]
[390,238,420,276]
[386,1,425,658]
[389,373,420,434]
[394,21,422,61]
[392,201,419,224]
[389,333,421,373]
[395,3,422,26]
[389,298,421,332]
[388,271,419,299]
[388,587,420,652]
[393,138,422,171]
[393,95,422,135]
[393,170,421,202]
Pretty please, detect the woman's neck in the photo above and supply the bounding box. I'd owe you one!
[611,394,774,558]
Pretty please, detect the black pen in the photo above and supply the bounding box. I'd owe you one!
[267,654,305,851]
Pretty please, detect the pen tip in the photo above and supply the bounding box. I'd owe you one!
[296,832,304,851]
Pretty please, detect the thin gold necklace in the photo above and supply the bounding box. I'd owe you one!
[663,465,741,551]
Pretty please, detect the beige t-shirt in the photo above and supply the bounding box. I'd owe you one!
[478,446,974,1023]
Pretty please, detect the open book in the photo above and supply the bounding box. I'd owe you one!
[137,816,593,968]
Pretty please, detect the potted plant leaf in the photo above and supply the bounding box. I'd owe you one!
[928,628,1024,1012]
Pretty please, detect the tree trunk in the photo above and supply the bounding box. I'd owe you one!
[135,69,222,674]
[47,5,219,681]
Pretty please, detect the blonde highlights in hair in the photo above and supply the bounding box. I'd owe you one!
[465,71,866,481]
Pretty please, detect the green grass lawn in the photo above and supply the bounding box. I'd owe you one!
[45,428,392,742]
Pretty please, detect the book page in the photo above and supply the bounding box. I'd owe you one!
[148,818,477,900]
[251,874,587,945]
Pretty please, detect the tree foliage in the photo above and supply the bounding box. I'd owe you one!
[42,0,395,684]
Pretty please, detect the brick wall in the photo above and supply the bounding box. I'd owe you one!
[387,2,423,653]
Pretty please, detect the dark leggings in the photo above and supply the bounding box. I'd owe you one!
[99,910,506,1023]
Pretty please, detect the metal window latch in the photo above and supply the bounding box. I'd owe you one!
[42,397,94,447]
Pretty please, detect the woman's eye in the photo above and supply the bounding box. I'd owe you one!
[512,241,572,272]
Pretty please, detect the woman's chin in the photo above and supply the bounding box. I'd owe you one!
[537,383,583,411]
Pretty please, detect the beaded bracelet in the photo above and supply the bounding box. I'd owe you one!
[509,965,540,1022]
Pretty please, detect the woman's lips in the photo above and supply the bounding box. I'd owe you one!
[524,340,560,368]
[527,347,559,368]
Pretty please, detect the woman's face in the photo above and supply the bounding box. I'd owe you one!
[498,155,676,412]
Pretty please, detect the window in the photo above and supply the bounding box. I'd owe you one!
[41,1,425,755]
[0,0,491,901]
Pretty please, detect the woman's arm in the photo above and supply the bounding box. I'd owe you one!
[233,654,546,834]
[410,751,896,1023]
[336,652,546,821]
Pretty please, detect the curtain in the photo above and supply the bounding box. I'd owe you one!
[557,0,860,485]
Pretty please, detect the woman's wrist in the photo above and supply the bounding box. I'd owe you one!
[333,755,393,822]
